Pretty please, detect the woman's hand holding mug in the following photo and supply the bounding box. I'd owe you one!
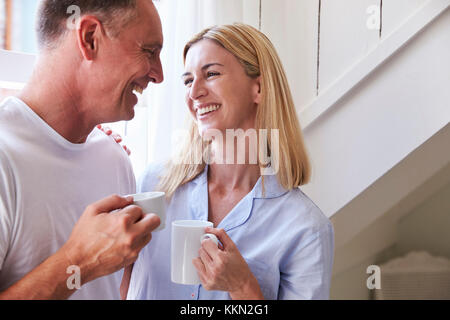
[192,227,265,300]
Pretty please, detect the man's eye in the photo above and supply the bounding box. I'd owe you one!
[184,79,193,86]
[145,49,156,57]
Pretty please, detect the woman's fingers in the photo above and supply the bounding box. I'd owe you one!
[205,227,235,250]
[193,257,206,275]
[199,245,214,266]
[97,125,131,156]
[112,133,122,143]
[100,126,113,135]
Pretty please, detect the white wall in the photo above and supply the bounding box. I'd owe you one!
[300,7,450,219]
[396,181,450,259]
[257,1,450,222]
[330,175,450,300]
[292,3,450,299]
[261,0,319,109]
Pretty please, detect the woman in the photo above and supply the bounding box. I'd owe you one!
[122,23,334,300]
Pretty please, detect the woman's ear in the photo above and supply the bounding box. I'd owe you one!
[76,15,104,61]
[253,76,262,105]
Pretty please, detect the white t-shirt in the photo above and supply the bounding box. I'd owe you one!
[0,97,136,299]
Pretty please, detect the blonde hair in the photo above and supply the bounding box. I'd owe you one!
[158,23,310,197]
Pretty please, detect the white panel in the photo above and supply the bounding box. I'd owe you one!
[200,0,244,27]
[319,0,381,94]
[0,1,5,49]
[0,49,36,83]
[261,0,319,111]
[382,0,429,38]
[243,0,261,29]
[300,0,449,129]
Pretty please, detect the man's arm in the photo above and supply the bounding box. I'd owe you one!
[120,264,134,300]
[0,247,76,300]
[0,195,160,300]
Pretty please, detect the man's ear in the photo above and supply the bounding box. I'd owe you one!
[253,76,262,105]
[76,15,104,61]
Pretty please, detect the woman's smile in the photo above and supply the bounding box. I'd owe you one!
[196,103,222,119]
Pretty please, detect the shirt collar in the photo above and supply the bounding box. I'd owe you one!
[254,174,289,199]
[191,166,288,198]
[189,166,289,230]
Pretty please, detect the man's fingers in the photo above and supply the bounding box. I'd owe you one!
[119,205,145,224]
[87,194,134,215]
[133,231,153,252]
[133,213,161,234]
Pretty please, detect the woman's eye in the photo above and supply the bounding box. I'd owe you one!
[183,72,219,86]
[207,72,220,78]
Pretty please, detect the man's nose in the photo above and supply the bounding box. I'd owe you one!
[148,58,164,84]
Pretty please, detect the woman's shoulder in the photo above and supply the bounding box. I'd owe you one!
[137,162,167,193]
[277,187,332,234]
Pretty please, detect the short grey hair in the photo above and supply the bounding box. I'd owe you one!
[36,0,138,49]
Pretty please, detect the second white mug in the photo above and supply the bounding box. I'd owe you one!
[171,220,219,285]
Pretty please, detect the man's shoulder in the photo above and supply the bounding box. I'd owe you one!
[86,129,136,192]
[0,145,13,171]
[0,96,16,111]
[87,128,130,159]
[0,97,26,126]
[0,98,27,162]
[0,97,35,149]
[0,143,17,212]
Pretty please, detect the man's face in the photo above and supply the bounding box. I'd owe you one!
[92,0,164,123]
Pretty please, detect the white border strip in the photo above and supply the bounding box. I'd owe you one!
[300,0,449,129]
[0,80,25,90]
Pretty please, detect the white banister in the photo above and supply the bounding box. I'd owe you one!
[299,0,449,129]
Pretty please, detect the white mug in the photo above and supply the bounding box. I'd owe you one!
[129,192,166,232]
[171,220,219,285]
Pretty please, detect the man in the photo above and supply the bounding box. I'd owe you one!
[0,0,163,299]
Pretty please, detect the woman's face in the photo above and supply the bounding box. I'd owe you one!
[183,39,260,136]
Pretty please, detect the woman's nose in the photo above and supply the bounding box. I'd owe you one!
[189,78,207,100]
